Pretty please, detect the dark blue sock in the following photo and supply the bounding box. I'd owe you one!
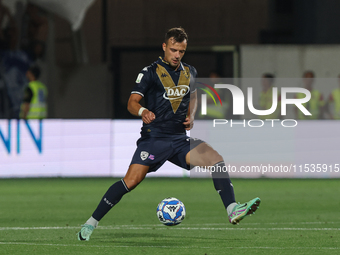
[211,161,236,209]
[92,179,130,221]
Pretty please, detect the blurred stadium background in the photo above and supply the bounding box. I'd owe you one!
[1,1,340,253]
[3,0,340,119]
[1,0,340,178]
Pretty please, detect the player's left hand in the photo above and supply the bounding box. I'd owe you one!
[183,117,193,130]
[141,109,156,124]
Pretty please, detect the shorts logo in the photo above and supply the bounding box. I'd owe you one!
[148,154,155,160]
[140,151,149,160]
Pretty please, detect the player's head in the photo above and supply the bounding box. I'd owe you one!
[209,70,221,84]
[26,66,41,81]
[303,70,314,89]
[162,27,188,69]
[261,73,275,90]
[164,27,188,44]
[303,70,314,79]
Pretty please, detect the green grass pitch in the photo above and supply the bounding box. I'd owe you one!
[0,178,339,255]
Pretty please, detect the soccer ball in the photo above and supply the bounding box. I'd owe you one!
[156,197,186,226]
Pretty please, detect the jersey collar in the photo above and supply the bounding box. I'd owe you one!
[158,57,184,71]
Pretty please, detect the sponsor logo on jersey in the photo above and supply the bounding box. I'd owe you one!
[136,73,144,83]
[156,64,191,113]
[140,151,149,160]
[163,85,190,100]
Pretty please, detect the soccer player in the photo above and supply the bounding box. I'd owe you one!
[77,27,260,241]
[295,71,324,119]
[20,66,48,119]
[259,73,281,120]
[325,75,340,119]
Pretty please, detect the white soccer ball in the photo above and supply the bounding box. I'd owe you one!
[156,197,186,226]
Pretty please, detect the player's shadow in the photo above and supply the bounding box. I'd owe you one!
[102,232,198,244]
[99,232,232,245]
[107,232,162,239]
[99,232,181,246]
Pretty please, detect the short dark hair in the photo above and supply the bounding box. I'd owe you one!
[28,66,41,79]
[164,27,188,44]
[303,70,315,77]
[262,73,275,84]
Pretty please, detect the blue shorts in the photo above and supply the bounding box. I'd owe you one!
[130,135,204,172]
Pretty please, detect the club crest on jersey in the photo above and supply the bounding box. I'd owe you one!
[163,85,190,100]
[140,151,149,161]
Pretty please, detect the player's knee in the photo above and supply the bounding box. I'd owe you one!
[207,150,223,166]
[212,153,224,165]
[193,143,224,166]
[124,178,142,190]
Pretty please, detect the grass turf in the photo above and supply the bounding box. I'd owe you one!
[0,178,339,255]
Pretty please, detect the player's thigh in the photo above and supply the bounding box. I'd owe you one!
[123,164,149,190]
[168,136,204,170]
[186,142,223,167]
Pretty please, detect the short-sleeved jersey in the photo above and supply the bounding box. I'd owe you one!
[131,57,197,137]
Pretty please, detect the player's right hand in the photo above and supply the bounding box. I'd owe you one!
[141,110,155,124]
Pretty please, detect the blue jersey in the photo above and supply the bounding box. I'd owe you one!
[131,57,197,136]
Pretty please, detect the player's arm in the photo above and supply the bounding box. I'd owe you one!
[325,94,334,119]
[127,93,155,124]
[21,87,33,119]
[294,94,299,119]
[318,94,325,119]
[183,90,197,130]
[21,103,30,119]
